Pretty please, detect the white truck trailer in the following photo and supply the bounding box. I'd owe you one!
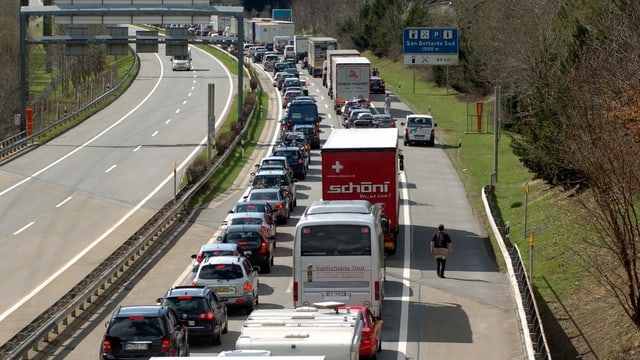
[307,37,338,78]
[235,303,362,360]
[330,56,371,113]
[294,34,312,61]
[325,49,361,89]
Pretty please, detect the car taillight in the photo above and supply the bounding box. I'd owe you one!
[375,281,381,301]
[191,280,198,286]
[244,280,253,291]
[293,282,298,302]
[404,127,409,136]
[276,203,283,209]
[259,241,268,254]
[298,158,304,164]
[196,252,203,263]
[199,311,215,321]
[160,338,172,354]
[102,340,112,354]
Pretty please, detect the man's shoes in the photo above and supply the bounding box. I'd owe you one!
[440,274,446,278]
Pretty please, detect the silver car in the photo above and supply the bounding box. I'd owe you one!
[191,255,260,314]
[246,187,291,225]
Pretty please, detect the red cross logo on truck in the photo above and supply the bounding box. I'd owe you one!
[348,70,359,79]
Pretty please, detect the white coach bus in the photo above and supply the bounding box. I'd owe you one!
[292,200,385,315]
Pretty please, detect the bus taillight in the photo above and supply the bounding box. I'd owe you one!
[374,281,381,301]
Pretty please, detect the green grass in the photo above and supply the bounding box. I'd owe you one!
[197,45,242,77]
[188,89,267,208]
[366,51,592,354]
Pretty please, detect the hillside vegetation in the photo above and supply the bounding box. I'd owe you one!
[292,0,640,358]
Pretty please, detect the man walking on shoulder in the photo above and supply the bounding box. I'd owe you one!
[430,224,453,278]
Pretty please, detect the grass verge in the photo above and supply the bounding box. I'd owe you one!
[364,50,603,356]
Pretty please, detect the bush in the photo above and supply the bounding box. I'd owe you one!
[185,156,209,184]
[215,131,235,155]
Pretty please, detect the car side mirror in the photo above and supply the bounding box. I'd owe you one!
[253,265,261,273]
[400,122,405,126]
[156,297,163,305]
[191,254,197,259]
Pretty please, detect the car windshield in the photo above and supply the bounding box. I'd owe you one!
[199,264,244,280]
[108,317,164,338]
[249,191,279,201]
[252,175,285,188]
[409,117,432,126]
[202,249,238,257]
[224,231,262,246]
[230,217,264,225]
[273,150,298,161]
[235,203,267,213]
[163,297,208,315]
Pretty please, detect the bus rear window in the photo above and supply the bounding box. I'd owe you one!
[300,225,371,256]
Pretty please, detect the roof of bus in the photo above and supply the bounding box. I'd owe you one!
[322,128,397,150]
[304,200,374,216]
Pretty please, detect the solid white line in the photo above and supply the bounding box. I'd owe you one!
[0,55,165,199]
[105,164,117,173]
[0,53,166,323]
[56,196,72,208]
[397,170,411,359]
[13,222,35,235]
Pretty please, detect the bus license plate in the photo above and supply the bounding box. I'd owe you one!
[326,291,347,297]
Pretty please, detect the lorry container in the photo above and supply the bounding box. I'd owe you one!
[235,303,361,360]
[273,35,293,54]
[330,57,371,113]
[325,49,360,89]
[321,128,401,255]
[307,37,338,78]
[254,22,278,45]
[294,34,312,61]
[273,20,295,38]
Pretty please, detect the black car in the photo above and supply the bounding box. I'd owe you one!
[292,124,321,149]
[221,224,275,273]
[272,146,308,180]
[370,76,386,94]
[101,305,189,359]
[158,286,229,345]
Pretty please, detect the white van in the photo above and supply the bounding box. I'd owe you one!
[402,114,437,147]
[293,200,385,316]
[284,45,295,59]
[171,48,192,71]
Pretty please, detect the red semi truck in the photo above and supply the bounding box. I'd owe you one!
[321,128,402,255]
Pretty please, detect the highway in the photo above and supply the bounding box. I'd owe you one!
[0,45,234,345]
[0,47,528,359]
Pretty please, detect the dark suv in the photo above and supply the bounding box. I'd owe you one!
[272,146,308,180]
[293,124,321,149]
[221,224,275,273]
[157,286,229,345]
[369,76,386,94]
[101,305,189,359]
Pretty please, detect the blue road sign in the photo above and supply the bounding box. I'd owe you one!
[403,27,458,55]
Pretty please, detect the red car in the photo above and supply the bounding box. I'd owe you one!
[340,305,383,359]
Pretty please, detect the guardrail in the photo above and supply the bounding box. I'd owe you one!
[0,47,138,162]
[0,61,260,360]
[482,185,552,360]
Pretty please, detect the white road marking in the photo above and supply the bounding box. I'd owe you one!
[13,222,35,235]
[56,196,72,208]
[105,164,117,173]
[152,130,159,137]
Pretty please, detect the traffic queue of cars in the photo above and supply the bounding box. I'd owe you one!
[100,43,387,360]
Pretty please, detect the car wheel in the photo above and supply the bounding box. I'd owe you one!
[183,342,190,356]
[262,259,272,273]
[222,317,229,334]
[293,197,297,207]
[211,324,222,346]
[300,171,306,180]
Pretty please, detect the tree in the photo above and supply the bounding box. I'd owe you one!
[557,0,640,327]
